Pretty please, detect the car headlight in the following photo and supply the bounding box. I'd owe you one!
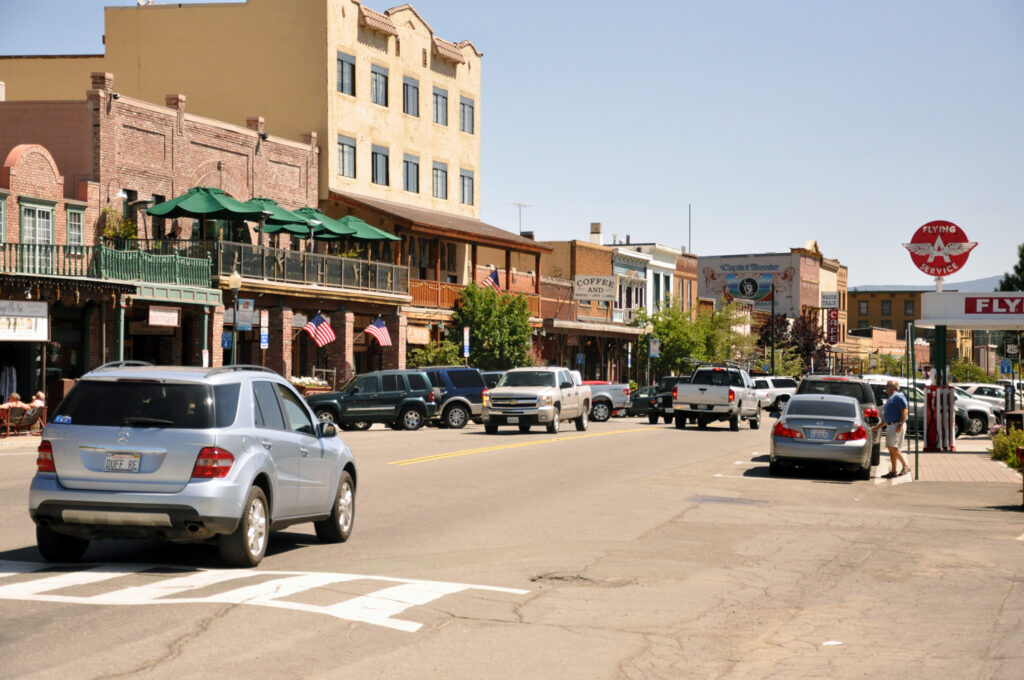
[539,395,553,407]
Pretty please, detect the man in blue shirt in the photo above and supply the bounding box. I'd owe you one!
[872,380,911,478]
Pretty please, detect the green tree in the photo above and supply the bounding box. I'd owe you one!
[765,346,804,377]
[406,339,463,368]
[789,315,827,372]
[450,284,534,370]
[637,300,757,377]
[949,359,995,383]
[997,243,1024,291]
[876,353,907,377]
[101,206,137,240]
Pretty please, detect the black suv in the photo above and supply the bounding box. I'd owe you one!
[649,376,690,424]
[422,366,487,429]
[306,369,437,431]
[793,375,882,465]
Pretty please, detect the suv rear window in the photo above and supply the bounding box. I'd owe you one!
[407,373,429,391]
[692,370,743,387]
[54,381,239,429]
[772,378,797,388]
[798,380,869,403]
[448,369,484,389]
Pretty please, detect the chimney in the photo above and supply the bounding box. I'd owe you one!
[521,230,535,240]
[90,72,113,93]
[589,222,602,246]
[626,234,631,245]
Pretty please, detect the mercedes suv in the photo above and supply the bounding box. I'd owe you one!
[30,362,357,567]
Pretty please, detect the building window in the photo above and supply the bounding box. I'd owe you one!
[459,169,473,205]
[858,300,868,316]
[371,65,388,107]
[432,87,448,126]
[880,319,892,329]
[371,145,389,186]
[21,204,53,244]
[337,52,355,96]
[0,197,5,241]
[432,162,447,199]
[337,135,356,178]
[402,76,419,117]
[67,209,83,247]
[881,300,891,316]
[403,154,419,193]
[904,299,914,316]
[686,280,693,310]
[459,96,474,134]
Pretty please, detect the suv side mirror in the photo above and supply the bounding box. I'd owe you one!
[349,386,360,394]
[319,422,338,438]
[561,381,573,389]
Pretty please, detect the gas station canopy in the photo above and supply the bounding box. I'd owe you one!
[918,291,1024,330]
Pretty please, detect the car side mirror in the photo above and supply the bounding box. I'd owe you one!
[561,381,573,389]
[349,386,360,394]
[319,422,338,438]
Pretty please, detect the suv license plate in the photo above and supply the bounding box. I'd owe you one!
[806,428,831,441]
[507,416,519,424]
[104,453,140,473]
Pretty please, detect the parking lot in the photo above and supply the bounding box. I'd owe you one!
[1,416,1021,678]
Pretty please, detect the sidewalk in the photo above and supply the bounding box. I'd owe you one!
[880,434,1022,484]
[0,433,40,450]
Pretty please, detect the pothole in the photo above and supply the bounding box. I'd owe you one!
[530,573,634,588]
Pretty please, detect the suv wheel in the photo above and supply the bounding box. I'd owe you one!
[546,407,561,434]
[968,414,985,436]
[575,408,589,431]
[315,408,336,424]
[729,413,740,431]
[36,525,89,563]
[647,413,659,424]
[485,424,499,434]
[444,404,469,429]
[591,401,611,422]
[663,414,673,424]
[400,407,425,431]
[314,471,355,543]
[218,486,269,568]
[749,409,761,430]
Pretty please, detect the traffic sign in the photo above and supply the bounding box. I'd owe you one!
[462,326,470,358]
[1000,358,1012,374]
[221,332,232,349]
[902,220,977,277]
[260,332,269,349]
[1006,343,1019,356]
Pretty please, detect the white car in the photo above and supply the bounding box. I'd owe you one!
[752,376,799,411]
[954,383,1006,411]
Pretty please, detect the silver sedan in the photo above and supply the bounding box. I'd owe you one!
[769,393,873,480]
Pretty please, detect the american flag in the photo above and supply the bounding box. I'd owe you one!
[302,313,336,348]
[481,269,502,293]
[364,317,392,347]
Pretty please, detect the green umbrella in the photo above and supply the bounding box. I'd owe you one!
[148,187,266,221]
[335,214,401,241]
[293,207,357,239]
[245,198,319,242]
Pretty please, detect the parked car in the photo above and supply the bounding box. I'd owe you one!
[30,362,357,567]
[673,366,761,430]
[582,380,632,422]
[751,376,798,411]
[650,375,690,424]
[627,386,658,418]
[306,369,437,431]
[769,393,873,480]
[955,382,1007,411]
[792,374,882,466]
[422,366,486,429]
[482,367,591,434]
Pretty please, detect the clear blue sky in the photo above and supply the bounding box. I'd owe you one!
[2,0,1022,287]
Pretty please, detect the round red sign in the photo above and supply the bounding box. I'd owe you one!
[902,220,977,277]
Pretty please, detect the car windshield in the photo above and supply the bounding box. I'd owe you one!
[499,371,556,388]
[787,399,857,419]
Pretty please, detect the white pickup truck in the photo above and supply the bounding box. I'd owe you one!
[482,367,591,434]
[672,366,762,431]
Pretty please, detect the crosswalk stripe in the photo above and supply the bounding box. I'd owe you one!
[326,581,472,632]
[0,563,150,598]
[205,572,361,605]
[86,569,253,604]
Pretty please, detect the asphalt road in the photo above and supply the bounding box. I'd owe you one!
[1,418,1021,679]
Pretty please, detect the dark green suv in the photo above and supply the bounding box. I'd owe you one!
[306,369,438,431]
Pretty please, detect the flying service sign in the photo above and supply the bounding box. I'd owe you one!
[902,220,977,277]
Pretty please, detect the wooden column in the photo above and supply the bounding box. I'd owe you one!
[535,252,541,294]
[435,237,442,306]
[505,250,512,291]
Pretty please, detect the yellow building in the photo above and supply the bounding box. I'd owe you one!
[848,289,973,362]
[0,0,482,218]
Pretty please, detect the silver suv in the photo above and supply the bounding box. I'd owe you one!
[30,362,357,567]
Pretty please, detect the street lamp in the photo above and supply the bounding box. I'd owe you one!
[228,270,242,365]
[644,322,654,386]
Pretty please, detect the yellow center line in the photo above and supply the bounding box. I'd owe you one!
[388,428,647,466]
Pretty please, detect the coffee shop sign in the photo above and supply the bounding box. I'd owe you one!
[573,275,617,302]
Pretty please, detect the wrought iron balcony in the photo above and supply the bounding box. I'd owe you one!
[0,243,210,287]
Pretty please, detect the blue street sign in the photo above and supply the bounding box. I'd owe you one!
[576,352,585,366]
[260,332,269,349]
[1001,358,1012,374]
[221,332,232,349]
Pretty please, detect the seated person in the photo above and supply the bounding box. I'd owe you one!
[0,392,30,410]
[31,391,45,409]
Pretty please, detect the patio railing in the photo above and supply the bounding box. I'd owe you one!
[0,243,211,287]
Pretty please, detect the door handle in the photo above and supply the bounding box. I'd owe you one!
[261,439,273,450]
[300,448,309,457]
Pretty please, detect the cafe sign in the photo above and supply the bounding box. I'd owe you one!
[0,300,49,342]
[148,306,181,327]
[574,275,616,302]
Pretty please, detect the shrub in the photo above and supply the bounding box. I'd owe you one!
[988,425,1024,470]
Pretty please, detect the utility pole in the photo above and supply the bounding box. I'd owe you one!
[512,202,531,235]
[770,282,776,376]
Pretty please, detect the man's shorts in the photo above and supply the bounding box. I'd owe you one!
[885,423,905,449]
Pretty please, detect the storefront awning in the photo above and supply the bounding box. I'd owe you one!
[545,318,645,338]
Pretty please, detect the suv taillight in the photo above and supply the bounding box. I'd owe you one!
[728,388,735,402]
[773,421,803,438]
[37,440,56,473]
[624,387,630,397]
[428,389,436,403]
[191,448,234,479]
[863,407,879,422]
[481,387,488,406]
[837,425,868,441]
[672,386,678,399]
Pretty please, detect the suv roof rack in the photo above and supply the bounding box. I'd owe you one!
[205,365,279,378]
[92,360,154,371]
